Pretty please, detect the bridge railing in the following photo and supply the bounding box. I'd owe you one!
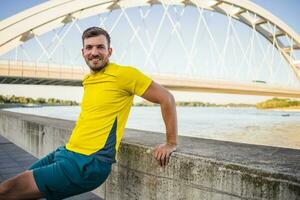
[0,60,88,80]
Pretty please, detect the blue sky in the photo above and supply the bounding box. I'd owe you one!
[0,0,299,103]
[0,0,46,19]
[1,0,299,35]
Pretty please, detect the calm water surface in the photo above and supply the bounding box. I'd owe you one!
[4,106,300,149]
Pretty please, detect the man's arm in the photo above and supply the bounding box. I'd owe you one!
[141,81,178,166]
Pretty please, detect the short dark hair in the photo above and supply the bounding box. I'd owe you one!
[82,27,111,47]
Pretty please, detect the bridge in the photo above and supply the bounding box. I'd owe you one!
[1,60,300,98]
[1,0,300,98]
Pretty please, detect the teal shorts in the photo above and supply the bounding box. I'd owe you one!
[29,146,112,200]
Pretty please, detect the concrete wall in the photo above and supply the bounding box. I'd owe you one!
[0,110,299,200]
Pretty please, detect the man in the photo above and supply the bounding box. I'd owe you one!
[0,27,177,199]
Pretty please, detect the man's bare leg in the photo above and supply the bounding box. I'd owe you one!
[0,170,43,200]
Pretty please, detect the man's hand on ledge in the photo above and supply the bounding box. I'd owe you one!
[153,143,177,167]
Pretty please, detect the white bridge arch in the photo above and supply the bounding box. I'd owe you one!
[0,0,300,81]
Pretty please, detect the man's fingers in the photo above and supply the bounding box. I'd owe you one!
[153,146,159,158]
[153,144,162,158]
[165,152,171,166]
[156,150,162,162]
[152,144,177,167]
[160,152,166,166]
[156,150,165,166]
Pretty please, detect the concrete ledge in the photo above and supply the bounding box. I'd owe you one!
[0,110,299,199]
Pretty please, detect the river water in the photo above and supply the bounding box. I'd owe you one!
[4,106,300,150]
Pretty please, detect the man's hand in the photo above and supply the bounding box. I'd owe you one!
[153,143,177,167]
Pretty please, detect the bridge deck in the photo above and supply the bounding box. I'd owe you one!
[1,61,300,98]
[0,135,102,200]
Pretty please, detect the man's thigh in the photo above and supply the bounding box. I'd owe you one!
[32,161,77,199]
[32,148,111,199]
[29,148,58,170]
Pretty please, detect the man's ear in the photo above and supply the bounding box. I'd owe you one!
[108,47,113,57]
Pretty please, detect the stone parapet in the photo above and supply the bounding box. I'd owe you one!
[0,110,299,199]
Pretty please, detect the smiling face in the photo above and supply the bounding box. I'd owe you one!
[82,35,112,73]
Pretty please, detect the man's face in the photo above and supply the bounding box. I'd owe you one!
[82,35,112,73]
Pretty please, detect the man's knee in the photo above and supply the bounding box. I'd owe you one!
[0,177,16,196]
[0,170,43,199]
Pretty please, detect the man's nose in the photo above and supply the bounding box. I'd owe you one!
[91,47,98,55]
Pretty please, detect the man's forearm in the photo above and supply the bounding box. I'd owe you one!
[160,92,178,145]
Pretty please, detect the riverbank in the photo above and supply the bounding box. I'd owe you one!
[268,106,300,112]
[0,95,79,106]
[134,101,255,107]
[0,103,78,109]
[256,97,300,110]
[1,102,256,109]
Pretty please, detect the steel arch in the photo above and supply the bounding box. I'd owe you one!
[0,0,300,80]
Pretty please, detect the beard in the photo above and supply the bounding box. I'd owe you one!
[85,56,109,73]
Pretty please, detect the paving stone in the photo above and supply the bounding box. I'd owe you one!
[0,166,25,174]
[1,173,19,180]
[13,156,37,162]
[0,156,15,163]
[0,137,10,144]
[17,160,38,168]
[0,161,19,168]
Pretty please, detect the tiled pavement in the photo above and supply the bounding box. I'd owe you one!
[0,135,102,200]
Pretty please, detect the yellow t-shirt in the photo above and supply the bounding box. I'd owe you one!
[66,63,152,162]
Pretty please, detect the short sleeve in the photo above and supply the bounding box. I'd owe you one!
[117,67,152,96]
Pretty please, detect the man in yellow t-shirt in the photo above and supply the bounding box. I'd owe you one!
[0,27,177,199]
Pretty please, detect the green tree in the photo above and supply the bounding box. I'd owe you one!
[256,98,300,109]
[36,98,46,104]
